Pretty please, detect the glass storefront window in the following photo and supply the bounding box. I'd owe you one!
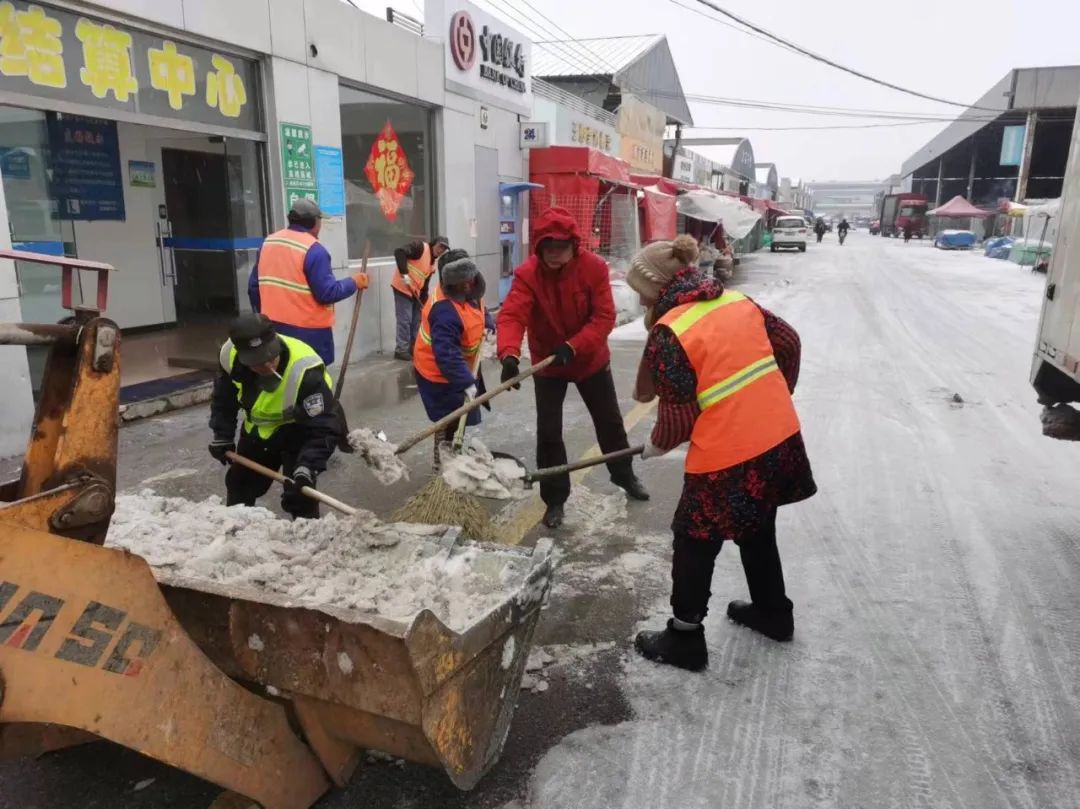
[339,85,433,258]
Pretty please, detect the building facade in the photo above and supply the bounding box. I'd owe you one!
[0,0,531,457]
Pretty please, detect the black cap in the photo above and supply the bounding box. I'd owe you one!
[432,235,450,249]
[229,313,283,367]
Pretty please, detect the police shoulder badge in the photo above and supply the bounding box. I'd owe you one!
[302,393,325,416]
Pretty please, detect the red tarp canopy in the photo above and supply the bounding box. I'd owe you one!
[630,173,699,196]
[529,146,631,185]
[928,195,994,218]
[642,187,676,241]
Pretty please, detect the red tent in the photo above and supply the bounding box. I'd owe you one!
[928,195,993,218]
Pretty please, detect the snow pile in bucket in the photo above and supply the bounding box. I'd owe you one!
[441,438,526,500]
[347,427,410,486]
[107,493,543,631]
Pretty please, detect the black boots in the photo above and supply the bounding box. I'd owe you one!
[542,503,565,529]
[613,473,650,501]
[727,600,794,642]
[634,619,707,672]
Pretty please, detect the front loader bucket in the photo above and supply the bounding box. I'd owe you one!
[159,533,555,789]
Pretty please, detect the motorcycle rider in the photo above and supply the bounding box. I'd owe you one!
[837,218,850,245]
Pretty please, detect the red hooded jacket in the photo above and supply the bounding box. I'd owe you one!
[497,207,615,381]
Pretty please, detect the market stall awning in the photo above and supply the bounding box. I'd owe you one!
[676,189,761,240]
[928,195,994,218]
[529,146,631,185]
[642,187,676,241]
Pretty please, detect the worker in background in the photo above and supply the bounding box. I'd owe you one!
[248,197,368,367]
[813,218,826,243]
[498,206,650,530]
[413,252,495,467]
[392,235,450,360]
[627,235,816,672]
[903,221,914,243]
[208,314,343,520]
[837,217,850,245]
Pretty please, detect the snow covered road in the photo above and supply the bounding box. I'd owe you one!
[526,234,1080,808]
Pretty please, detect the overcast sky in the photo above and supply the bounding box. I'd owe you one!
[347,0,1080,182]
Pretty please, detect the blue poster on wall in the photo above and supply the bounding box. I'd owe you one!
[45,112,125,221]
[314,145,346,217]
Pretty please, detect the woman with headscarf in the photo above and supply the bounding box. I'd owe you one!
[627,234,817,672]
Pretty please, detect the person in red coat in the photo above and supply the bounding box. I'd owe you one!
[497,206,649,528]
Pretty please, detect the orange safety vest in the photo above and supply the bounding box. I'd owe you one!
[658,290,801,474]
[257,228,334,328]
[391,242,434,299]
[414,296,486,384]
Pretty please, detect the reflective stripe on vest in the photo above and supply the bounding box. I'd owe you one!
[221,335,331,440]
[391,242,433,299]
[658,291,800,474]
[413,297,486,384]
[257,228,335,329]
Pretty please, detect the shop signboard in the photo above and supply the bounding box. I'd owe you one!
[45,112,124,220]
[616,94,664,173]
[432,0,533,117]
[281,122,317,211]
[672,154,693,183]
[0,1,258,132]
[564,117,619,155]
[314,145,345,217]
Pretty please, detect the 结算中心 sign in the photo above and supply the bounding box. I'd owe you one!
[0,1,258,132]
[439,0,532,117]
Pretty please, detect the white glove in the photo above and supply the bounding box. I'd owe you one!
[401,273,413,287]
[641,440,669,460]
[464,385,478,400]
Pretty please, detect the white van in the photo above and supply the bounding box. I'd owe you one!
[771,216,808,252]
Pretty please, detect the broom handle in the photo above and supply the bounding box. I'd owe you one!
[396,355,556,455]
[225,451,358,516]
[525,445,645,482]
[334,241,370,399]
[452,350,485,452]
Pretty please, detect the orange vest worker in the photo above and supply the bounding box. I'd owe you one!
[257,227,334,328]
[658,290,800,473]
[391,242,434,299]
[413,298,486,384]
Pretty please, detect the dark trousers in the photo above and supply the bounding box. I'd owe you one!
[533,366,633,507]
[670,508,792,624]
[226,428,319,519]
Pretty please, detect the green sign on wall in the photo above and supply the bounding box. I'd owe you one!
[281,122,317,211]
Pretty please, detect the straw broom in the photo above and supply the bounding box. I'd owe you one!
[392,354,492,540]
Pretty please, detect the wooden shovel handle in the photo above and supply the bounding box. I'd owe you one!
[525,445,645,483]
[225,451,358,516]
[395,355,557,455]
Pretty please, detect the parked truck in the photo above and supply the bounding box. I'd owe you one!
[1031,105,1080,440]
[879,193,929,238]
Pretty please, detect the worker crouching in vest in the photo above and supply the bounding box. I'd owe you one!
[412,253,494,464]
[627,235,817,672]
[208,314,344,520]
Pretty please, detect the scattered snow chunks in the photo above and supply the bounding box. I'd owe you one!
[441,438,526,500]
[107,493,545,632]
[337,652,354,675]
[347,428,410,486]
[247,634,265,652]
[501,636,517,670]
[132,779,155,792]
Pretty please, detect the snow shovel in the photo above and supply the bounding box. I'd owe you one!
[225,451,359,516]
[395,355,556,455]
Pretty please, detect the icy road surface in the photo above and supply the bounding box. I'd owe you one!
[524,235,1080,808]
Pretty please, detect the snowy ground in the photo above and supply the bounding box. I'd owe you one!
[7,232,1080,808]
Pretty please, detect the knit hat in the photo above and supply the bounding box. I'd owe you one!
[441,256,479,288]
[626,234,700,303]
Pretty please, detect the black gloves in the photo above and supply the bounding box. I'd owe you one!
[286,466,315,495]
[501,356,521,389]
[209,437,234,465]
[552,343,575,367]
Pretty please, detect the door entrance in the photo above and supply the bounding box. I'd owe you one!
[161,147,237,324]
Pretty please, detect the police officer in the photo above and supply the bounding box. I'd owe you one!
[208,314,343,519]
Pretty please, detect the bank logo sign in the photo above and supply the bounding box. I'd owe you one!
[439,1,532,116]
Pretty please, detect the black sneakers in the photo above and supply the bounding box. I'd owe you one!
[727,600,794,642]
[634,619,708,672]
[613,473,650,501]
[542,503,565,529]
